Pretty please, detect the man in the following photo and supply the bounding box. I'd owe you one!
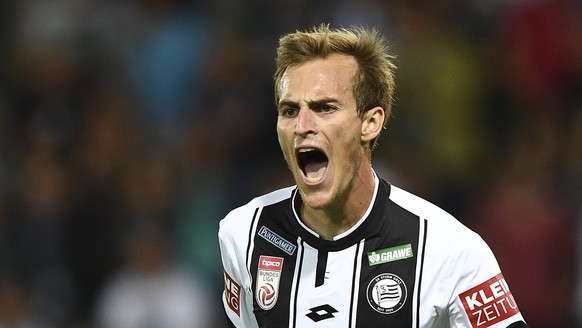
[218,25,528,328]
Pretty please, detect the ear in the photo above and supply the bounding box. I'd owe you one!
[361,106,385,143]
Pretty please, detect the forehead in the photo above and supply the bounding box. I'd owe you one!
[279,54,357,102]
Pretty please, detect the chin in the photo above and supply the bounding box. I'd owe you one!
[297,186,335,210]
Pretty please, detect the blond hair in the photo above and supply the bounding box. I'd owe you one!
[274,24,397,148]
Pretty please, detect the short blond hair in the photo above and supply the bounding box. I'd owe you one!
[274,24,397,148]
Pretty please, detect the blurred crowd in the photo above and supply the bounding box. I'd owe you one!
[0,0,580,327]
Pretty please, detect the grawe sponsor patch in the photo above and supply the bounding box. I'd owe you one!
[256,255,283,310]
[460,273,520,327]
[367,244,413,266]
[224,271,241,316]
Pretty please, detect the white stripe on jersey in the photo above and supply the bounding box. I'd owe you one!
[290,239,362,328]
[412,219,428,328]
[288,237,303,328]
[350,239,366,328]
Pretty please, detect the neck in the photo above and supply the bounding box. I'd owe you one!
[301,168,376,241]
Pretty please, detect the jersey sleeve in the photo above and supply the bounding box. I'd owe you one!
[218,206,260,328]
[446,232,527,328]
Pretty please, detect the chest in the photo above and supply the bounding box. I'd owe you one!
[250,235,420,327]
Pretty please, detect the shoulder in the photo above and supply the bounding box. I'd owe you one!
[388,184,456,224]
[385,183,527,325]
[218,185,296,295]
[219,186,296,237]
[387,185,501,276]
[387,183,494,270]
[388,184,479,241]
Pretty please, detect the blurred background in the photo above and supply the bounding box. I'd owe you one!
[0,0,580,327]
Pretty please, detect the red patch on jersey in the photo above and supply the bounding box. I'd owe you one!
[258,255,284,270]
[256,255,283,310]
[224,271,241,316]
[459,273,520,327]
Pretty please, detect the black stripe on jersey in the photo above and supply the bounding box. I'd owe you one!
[245,208,260,275]
[315,250,328,287]
[416,219,428,328]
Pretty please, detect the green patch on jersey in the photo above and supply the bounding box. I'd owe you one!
[367,243,413,266]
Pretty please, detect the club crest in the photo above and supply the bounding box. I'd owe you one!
[366,273,407,314]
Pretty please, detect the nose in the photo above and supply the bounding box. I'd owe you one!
[295,108,316,137]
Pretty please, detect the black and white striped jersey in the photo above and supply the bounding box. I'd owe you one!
[219,175,527,328]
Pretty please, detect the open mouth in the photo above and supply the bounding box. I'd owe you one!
[297,148,328,184]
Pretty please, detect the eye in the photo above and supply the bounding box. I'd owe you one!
[279,106,298,118]
[316,104,336,113]
[321,104,335,112]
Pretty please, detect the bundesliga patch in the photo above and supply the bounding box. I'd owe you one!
[224,271,241,316]
[366,273,407,314]
[256,255,283,310]
[459,273,520,327]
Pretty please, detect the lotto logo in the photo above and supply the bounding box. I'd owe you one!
[224,271,241,316]
[459,273,520,327]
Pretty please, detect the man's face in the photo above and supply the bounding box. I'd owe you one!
[276,54,369,210]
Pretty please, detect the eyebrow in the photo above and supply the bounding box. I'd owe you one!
[278,97,340,109]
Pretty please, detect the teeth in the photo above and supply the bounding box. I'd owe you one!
[305,175,324,183]
[298,148,316,153]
